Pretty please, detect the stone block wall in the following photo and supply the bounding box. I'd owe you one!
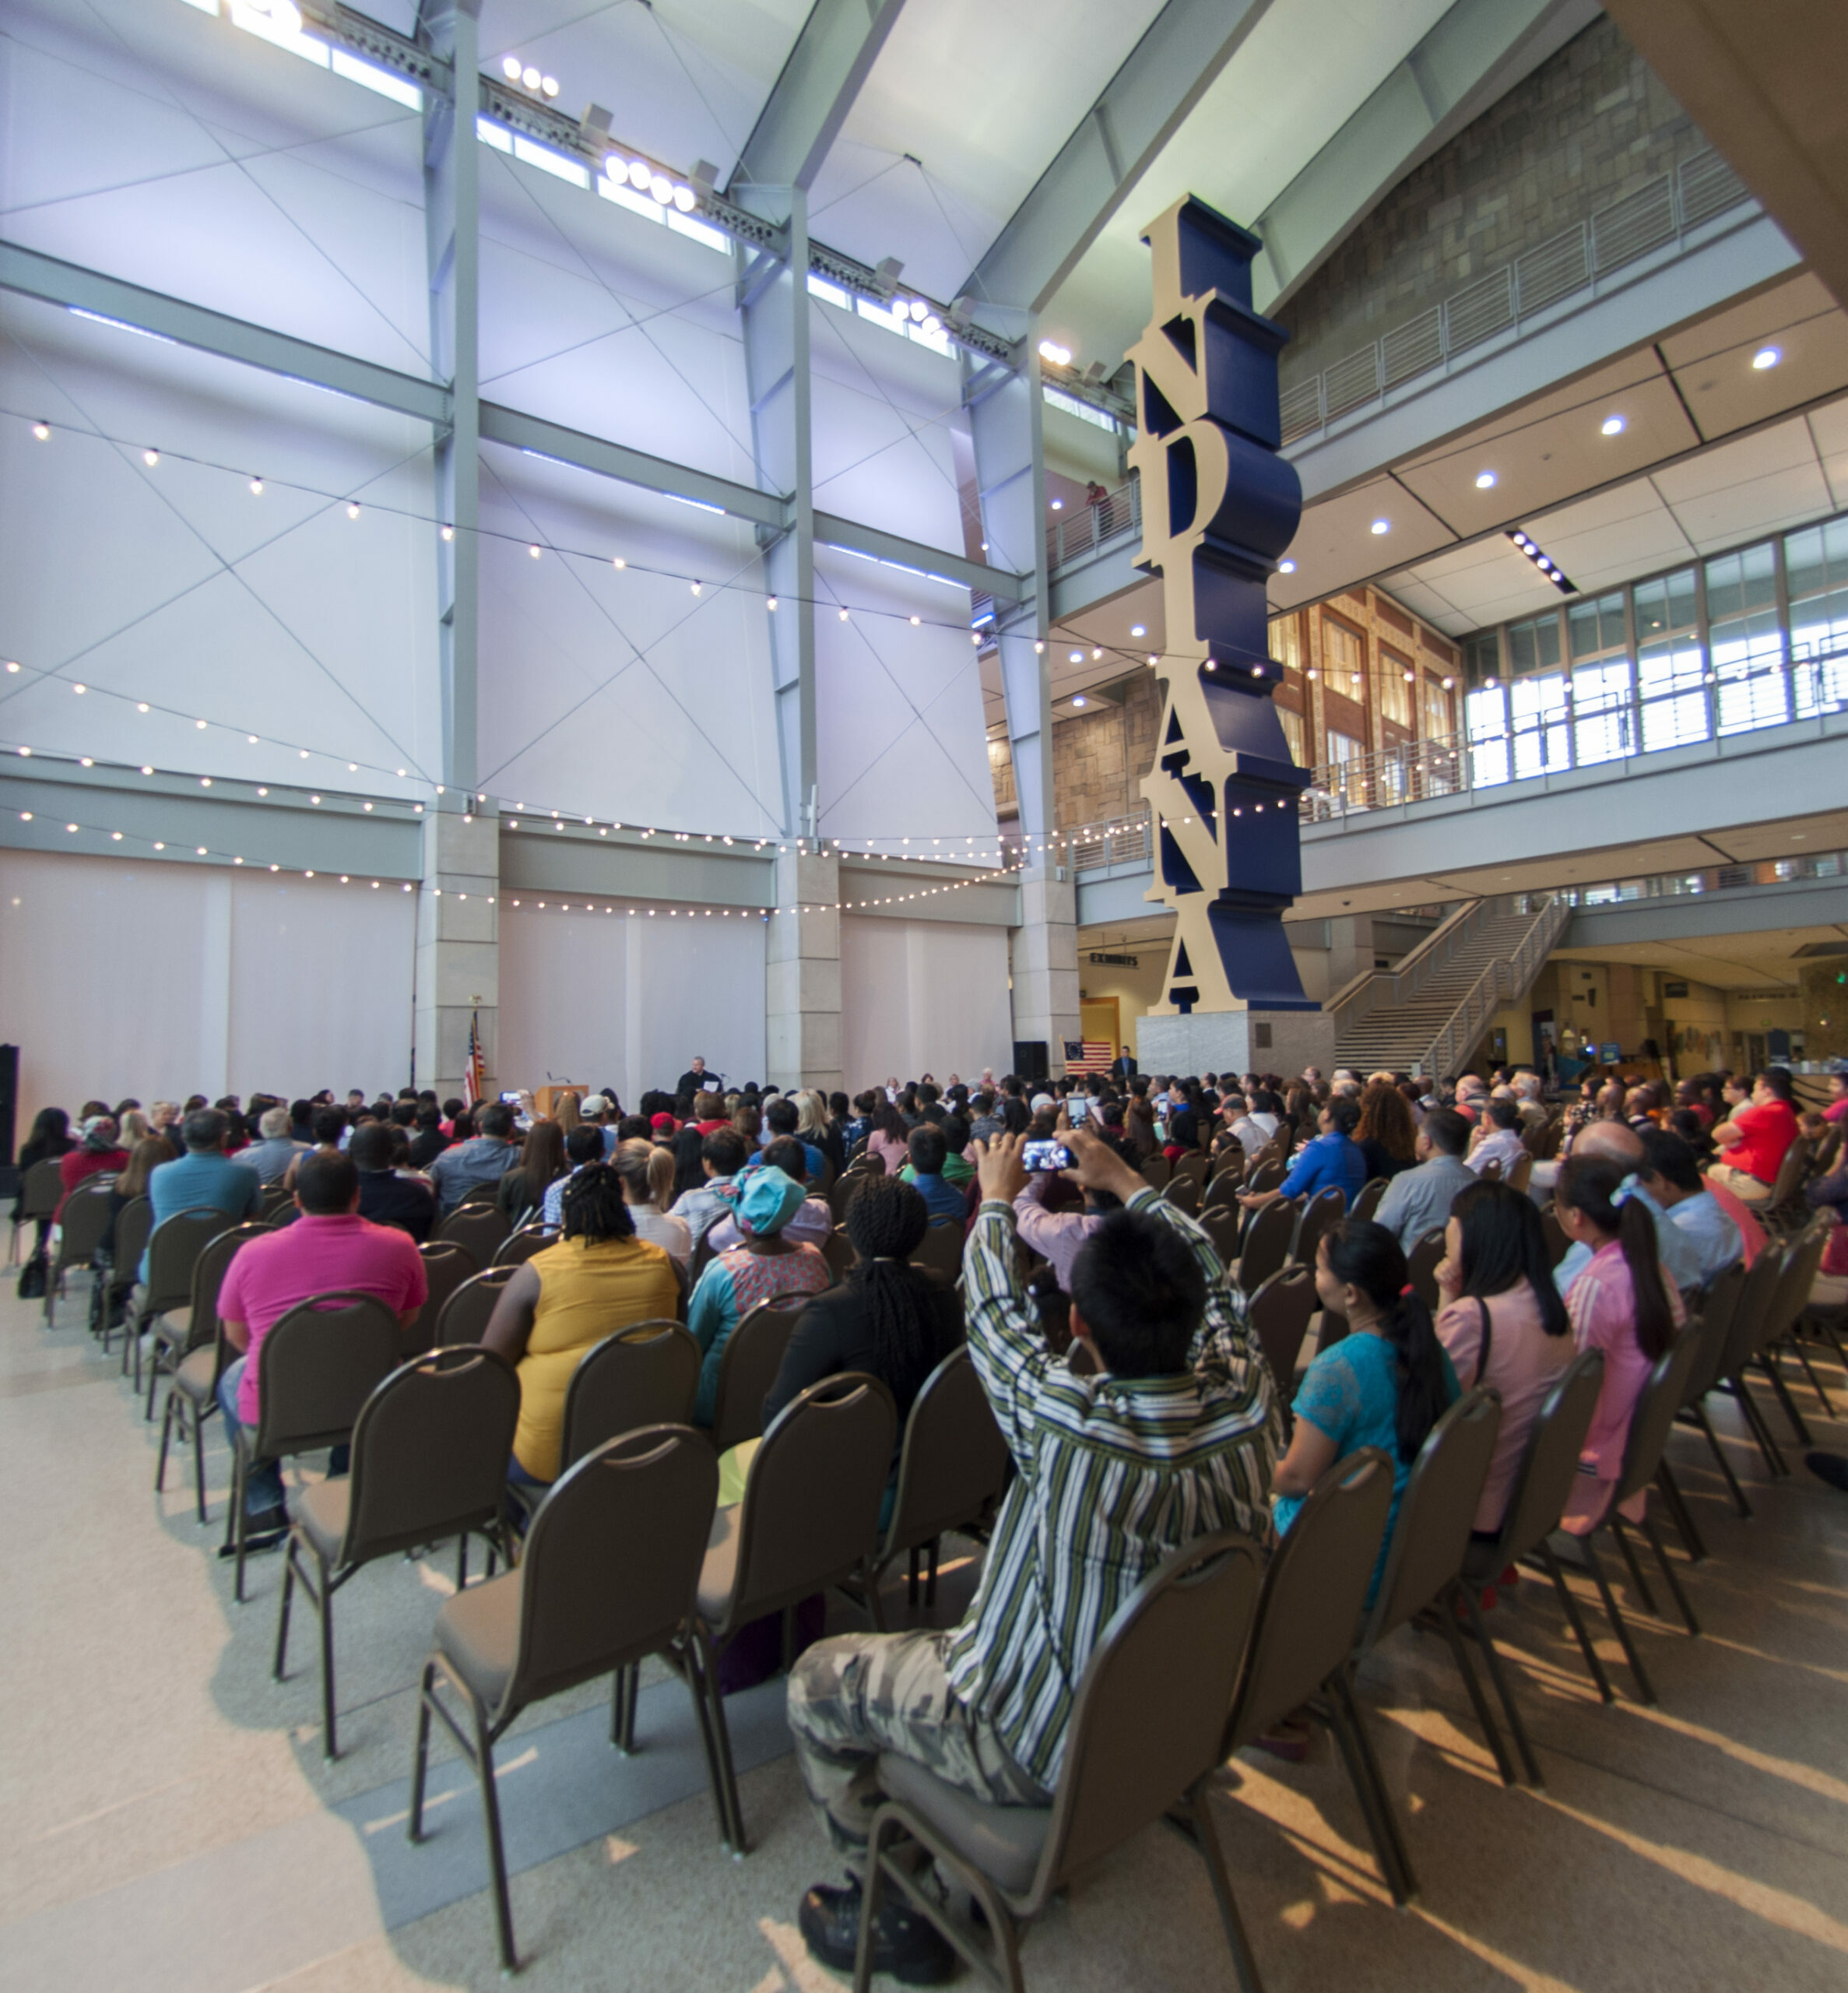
[1276,15,1706,390]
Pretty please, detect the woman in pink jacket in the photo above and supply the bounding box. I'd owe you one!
[1553,1154,1684,1532]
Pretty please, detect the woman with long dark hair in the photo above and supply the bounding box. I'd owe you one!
[763,1174,960,1445]
[497,1116,568,1225]
[1354,1080,1418,1182]
[867,1099,912,1176]
[1433,1180,1572,1537]
[669,1126,708,1204]
[1553,1154,1683,1532]
[1270,1218,1459,1605]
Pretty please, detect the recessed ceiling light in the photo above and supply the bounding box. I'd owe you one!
[1068,649,1083,663]
[1475,470,1496,490]
[1369,518,1390,536]
[1130,625,1145,638]
[1073,696,1087,708]
[1752,346,1781,371]
[1278,559,1296,574]
[1600,415,1625,436]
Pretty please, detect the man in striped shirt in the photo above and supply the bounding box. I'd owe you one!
[790,1127,1278,1981]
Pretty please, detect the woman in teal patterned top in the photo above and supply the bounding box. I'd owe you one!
[1270,1217,1460,1606]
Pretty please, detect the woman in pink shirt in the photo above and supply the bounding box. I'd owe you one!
[866,1101,912,1179]
[1433,1180,1575,1537]
[1553,1154,1685,1533]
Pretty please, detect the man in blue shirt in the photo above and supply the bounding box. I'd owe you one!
[1238,1098,1367,1218]
[761,1095,824,1179]
[142,1108,264,1278]
[1639,1127,1742,1292]
[905,1123,968,1224]
[1551,1121,1704,1295]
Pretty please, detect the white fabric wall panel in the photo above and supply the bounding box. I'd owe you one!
[498,902,768,1105]
[0,849,415,1123]
[476,449,783,836]
[813,548,997,852]
[0,6,431,373]
[0,301,440,789]
[840,916,1013,1087]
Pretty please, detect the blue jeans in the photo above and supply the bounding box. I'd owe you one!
[217,1355,286,1518]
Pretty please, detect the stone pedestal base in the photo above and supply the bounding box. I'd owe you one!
[1137,1009,1337,1083]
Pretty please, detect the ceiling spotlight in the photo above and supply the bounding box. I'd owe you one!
[522,65,541,89]
[541,76,560,99]
[1369,518,1390,536]
[1130,624,1146,638]
[1278,559,1296,574]
[1752,346,1781,370]
[1068,649,1083,663]
[1073,695,1087,708]
[629,160,652,190]
[1475,470,1496,489]
[672,185,696,213]
[650,174,674,205]
[1505,528,1574,592]
[1037,339,1073,367]
[1600,414,1625,436]
[1050,498,1063,511]
[501,54,522,79]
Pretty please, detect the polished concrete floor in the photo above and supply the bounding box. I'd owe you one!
[3,1264,1846,1993]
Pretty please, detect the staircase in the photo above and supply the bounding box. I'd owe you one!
[1332,895,1569,1077]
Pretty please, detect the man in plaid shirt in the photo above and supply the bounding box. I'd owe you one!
[789,1127,1279,1981]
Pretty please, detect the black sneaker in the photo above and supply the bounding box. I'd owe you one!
[216,1509,290,1558]
[798,1879,956,1984]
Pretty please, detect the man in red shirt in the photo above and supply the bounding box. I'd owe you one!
[214,1150,426,1542]
[1709,1068,1799,1204]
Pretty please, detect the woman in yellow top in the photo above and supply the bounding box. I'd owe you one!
[482,1162,680,1484]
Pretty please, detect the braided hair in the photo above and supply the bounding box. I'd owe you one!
[559,1162,635,1243]
[1320,1218,1452,1464]
[843,1174,947,1410]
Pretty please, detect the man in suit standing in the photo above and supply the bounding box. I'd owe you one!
[1111,1048,1138,1083]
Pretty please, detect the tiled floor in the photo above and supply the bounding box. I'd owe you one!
[3,1267,1846,1992]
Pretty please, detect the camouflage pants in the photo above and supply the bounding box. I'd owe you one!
[787,1631,1052,1856]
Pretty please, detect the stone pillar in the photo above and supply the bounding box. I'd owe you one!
[414,804,500,1098]
[765,849,841,1093]
[1011,866,1080,1073]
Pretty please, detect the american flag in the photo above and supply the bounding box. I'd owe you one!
[1064,1039,1116,1076]
[463,1009,486,1108]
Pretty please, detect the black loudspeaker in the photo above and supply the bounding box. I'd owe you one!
[0,1045,16,1198]
[1013,1040,1049,1083]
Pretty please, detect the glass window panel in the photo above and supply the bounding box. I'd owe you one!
[1323,618,1364,690]
[1707,544,1786,733]
[1572,658,1634,764]
[1784,518,1848,717]
[1569,591,1625,660]
[1634,568,1696,642]
[1507,613,1562,676]
[1509,672,1569,778]
[1463,630,1500,684]
[1269,613,1304,677]
[1276,704,1306,765]
[1326,728,1367,807]
[1418,674,1453,740]
[1379,646,1413,726]
[1465,685,1509,787]
[1637,634,1708,749]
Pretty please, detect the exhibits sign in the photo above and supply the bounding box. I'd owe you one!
[1128,195,1312,1014]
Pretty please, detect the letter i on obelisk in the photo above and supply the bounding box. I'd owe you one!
[1128,195,1314,1016]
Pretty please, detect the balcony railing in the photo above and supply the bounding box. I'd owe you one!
[1277,147,1753,446]
[1046,477,1141,571]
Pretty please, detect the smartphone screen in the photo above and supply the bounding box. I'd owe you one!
[1023,1139,1073,1172]
[1066,1097,1090,1125]
[499,1091,522,1105]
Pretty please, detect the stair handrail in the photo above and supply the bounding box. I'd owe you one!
[1421,895,1570,1078]
[1329,897,1478,1042]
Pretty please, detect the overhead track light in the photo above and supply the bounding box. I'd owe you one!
[1506,529,1576,595]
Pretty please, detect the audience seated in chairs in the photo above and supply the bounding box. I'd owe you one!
[687,1167,831,1428]
[480,1161,681,1492]
[900,1123,965,1225]
[785,1125,1276,1983]
[1239,1095,1366,1217]
[146,1109,263,1279]
[1432,1181,1575,1558]
[539,1123,611,1228]
[1467,1097,1530,1179]
[347,1122,437,1243]
[1708,1068,1800,1204]
[1551,1153,1685,1535]
[1636,1128,1743,1289]
[214,1150,427,1543]
[703,1137,833,1252]
[427,1102,521,1215]
[1551,1120,1704,1298]
[1354,1079,1419,1183]
[57,1115,128,1218]
[610,1137,691,1265]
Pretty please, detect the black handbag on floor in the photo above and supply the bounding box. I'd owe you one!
[16,1253,47,1300]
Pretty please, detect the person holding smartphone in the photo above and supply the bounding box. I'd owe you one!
[1011,1107,1119,1290]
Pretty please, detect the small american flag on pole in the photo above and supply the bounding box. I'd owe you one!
[463,1009,486,1108]
[1064,1039,1115,1077]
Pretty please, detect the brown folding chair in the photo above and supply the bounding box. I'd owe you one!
[1505,1155,1534,1196]
[224,1292,403,1602]
[1235,1200,1295,1296]
[1200,1206,1242,1271]
[437,1201,510,1266]
[402,1238,479,1352]
[1458,1349,1607,1763]
[1178,1152,1209,1189]
[100,1195,154,1355]
[823,1225,857,1284]
[862,1348,1011,1623]
[146,1214,267,1419]
[409,1426,725,1970]
[1668,1263,1750,1519]
[131,1207,236,1390]
[696,1375,898,1850]
[435,1265,518,1346]
[1405,1226,1446,1309]
[1350,1176,1390,1223]
[1756,1221,1834,1430]
[1203,1165,1244,1213]
[11,1156,63,1264]
[505,1320,701,1523]
[1246,1156,1284,1196]
[1716,1236,1792,1477]
[912,1220,965,1285]
[1247,1264,1316,1423]
[708,1298,813,1454]
[1139,1155,1172,1190]
[44,1176,116,1328]
[276,1344,521,1758]
[1349,1390,1505,1877]
[153,1221,270,1522]
[261,1181,296,1221]
[854,1533,1262,1993]
[830,1171,869,1225]
[1288,1185,1346,1270]
[1220,1450,1402,1910]
[1162,1173,1200,1217]
[1540,1204,1571,1267]
[493,1222,560,1269]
